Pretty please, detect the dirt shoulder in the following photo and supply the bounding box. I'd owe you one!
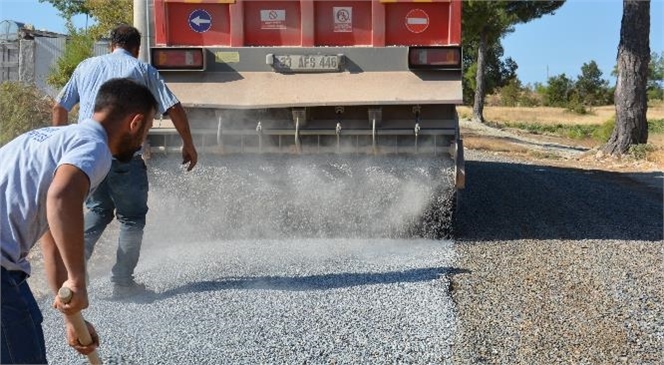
[460,118,663,193]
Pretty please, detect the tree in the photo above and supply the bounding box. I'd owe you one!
[47,23,94,90]
[42,0,132,89]
[603,0,650,156]
[84,0,132,40]
[498,77,522,107]
[40,0,132,39]
[462,41,517,104]
[39,0,90,20]
[544,73,574,107]
[463,1,565,123]
[647,51,664,100]
[576,60,609,106]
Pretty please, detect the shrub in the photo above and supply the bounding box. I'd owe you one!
[47,28,94,90]
[0,82,52,145]
[565,92,588,115]
[649,119,664,134]
[628,144,656,160]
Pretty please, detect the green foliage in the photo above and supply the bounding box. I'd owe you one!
[462,42,518,104]
[40,0,133,40]
[0,82,52,146]
[647,51,664,100]
[85,0,133,40]
[544,73,574,107]
[593,117,615,142]
[576,60,610,106]
[461,1,565,106]
[627,144,656,160]
[39,0,90,18]
[565,92,587,115]
[47,25,94,90]
[649,119,664,134]
[501,118,615,142]
[497,116,663,144]
[498,78,522,107]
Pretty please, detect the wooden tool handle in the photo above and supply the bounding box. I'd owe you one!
[58,287,103,365]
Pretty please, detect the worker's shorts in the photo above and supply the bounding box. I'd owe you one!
[1,267,47,364]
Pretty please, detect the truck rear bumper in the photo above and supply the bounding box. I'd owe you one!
[164,71,462,109]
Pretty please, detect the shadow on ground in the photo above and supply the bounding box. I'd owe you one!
[456,160,663,242]
[118,267,469,303]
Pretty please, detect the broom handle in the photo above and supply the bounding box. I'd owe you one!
[58,287,102,364]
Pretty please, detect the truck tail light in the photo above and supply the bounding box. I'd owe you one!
[408,47,461,70]
[151,48,206,71]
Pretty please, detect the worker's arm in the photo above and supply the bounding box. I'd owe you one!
[41,229,100,355]
[46,164,90,315]
[52,104,70,126]
[40,230,68,294]
[166,102,198,171]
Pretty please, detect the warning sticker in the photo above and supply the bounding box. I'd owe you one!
[333,7,352,33]
[260,9,286,30]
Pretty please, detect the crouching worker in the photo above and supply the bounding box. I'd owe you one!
[0,78,157,364]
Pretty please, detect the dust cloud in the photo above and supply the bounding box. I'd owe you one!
[143,154,456,247]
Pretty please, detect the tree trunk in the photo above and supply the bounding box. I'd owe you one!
[472,30,487,123]
[603,0,650,156]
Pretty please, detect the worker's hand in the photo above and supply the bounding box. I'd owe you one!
[53,281,89,315]
[65,319,99,355]
[181,143,198,171]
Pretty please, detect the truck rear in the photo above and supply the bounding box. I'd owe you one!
[139,0,464,238]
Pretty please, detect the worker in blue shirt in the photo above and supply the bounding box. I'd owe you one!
[1,78,157,363]
[52,24,198,299]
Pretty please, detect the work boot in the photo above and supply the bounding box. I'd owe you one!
[112,281,151,299]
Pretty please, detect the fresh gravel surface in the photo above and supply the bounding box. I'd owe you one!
[40,155,459,364]
[34,150,663,364]
[451,150,663,364]
[41,239,458,364]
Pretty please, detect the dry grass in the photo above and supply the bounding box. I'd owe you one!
[459,103,664,171]
[458,103,664,127]
[463,135,530,154]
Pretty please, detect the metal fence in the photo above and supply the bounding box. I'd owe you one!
[0,36,109,97]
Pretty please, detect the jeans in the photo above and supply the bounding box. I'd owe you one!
[84,155,149,286]
[1,267,47,364]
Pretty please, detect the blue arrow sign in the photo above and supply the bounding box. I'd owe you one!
[188,9,212,33]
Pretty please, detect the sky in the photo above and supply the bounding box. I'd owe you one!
[0,0,662,86]
[502,0,663,86]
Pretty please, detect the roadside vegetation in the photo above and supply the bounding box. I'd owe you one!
[0,82,52,145]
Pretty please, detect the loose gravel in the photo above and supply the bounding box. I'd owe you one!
[451,150,663,364]
[40,155,459,364]
[41,239,458,364]
[33,149,663,364]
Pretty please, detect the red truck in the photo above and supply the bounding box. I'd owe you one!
[138,0,464,201]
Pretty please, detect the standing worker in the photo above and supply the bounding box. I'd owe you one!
[52,24,198,299]
[1,78,157,363]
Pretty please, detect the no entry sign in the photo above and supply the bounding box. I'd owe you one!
[405,9,429,34]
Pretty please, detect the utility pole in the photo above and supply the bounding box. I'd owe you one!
[133,0,148,62]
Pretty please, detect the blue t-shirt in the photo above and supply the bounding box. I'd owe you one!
[0,120,112,275]
[56,49,178,120]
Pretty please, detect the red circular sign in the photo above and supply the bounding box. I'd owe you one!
[405,9,429,34]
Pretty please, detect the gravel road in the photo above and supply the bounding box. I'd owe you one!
[452,150,663,364]
[35,150,662,364]
[42,239,458,364]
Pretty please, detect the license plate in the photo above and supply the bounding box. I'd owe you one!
[272,54,342,73]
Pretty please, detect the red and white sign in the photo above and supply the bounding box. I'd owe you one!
[333,7,352,33]
[260,9,286,30]
[405,9,429,34]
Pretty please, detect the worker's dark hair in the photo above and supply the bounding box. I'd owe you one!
[94,78,157,123]
[110,24,141,50]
